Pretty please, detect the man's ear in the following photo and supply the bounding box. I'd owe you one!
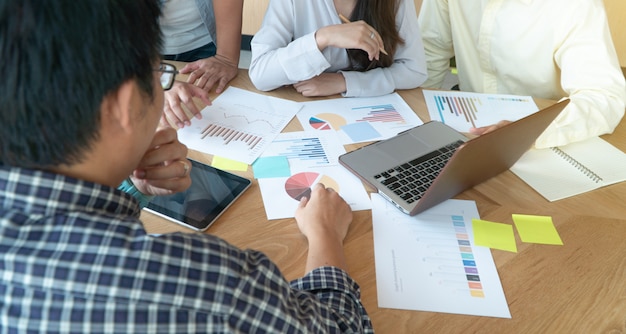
[100,80,137,134]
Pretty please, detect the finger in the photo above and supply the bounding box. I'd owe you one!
[179,63,198,74]
[298,195,309,208]
[215,77,229,94]
[165,102,189,128]
[137,158,190,180]
[142,177,192,194]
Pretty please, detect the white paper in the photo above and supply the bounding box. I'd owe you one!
[256,131,371,220]
[423,90,538,133]
[296,93,423,144]
[372,194,511,318]
[510,136,626,201]
[177,87,301,164]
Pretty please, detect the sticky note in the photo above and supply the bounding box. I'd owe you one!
[211,156,249,171]
[252,156,291,178]
[472,219,517,253]
[512,214,563,245]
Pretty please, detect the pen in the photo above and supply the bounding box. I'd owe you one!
[338,14,389,56]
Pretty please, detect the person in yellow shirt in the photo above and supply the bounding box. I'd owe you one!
[418,0,626,149]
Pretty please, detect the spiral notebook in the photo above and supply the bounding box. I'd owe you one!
[510,136,626,201]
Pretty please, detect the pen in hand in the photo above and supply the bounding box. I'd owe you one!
[338,14,389,56]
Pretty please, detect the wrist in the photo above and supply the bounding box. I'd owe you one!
[118,177,154,209]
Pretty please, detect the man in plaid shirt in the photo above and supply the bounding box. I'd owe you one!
[0,1,373,332]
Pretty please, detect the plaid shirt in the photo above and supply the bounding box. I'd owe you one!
[0,166,373,333]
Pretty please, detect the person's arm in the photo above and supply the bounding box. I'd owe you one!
[180,0,243,93]
[212,0,242,67]
[294,183,352,272]
[418,0,456,89]
[339,0,428,97]
[248,1,337,92]
[535,1,626,148]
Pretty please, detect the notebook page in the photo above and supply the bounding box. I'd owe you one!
[510,137,626,201]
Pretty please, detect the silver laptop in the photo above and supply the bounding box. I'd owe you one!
[339,99,569,215]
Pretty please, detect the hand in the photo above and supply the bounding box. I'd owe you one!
[293,73,346,97]
[161,81,212,129]
[295,183,353,272]
[315,21,384,62]
[295,183,353,246]
[180,54,238,94]
[469,120,512,136]
[130,127,192,196]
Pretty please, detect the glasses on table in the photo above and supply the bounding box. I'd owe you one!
[154,62,178,91]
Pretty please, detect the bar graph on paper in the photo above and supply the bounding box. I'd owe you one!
[423,90,539,133]
[261,131,345,168]
[371,195,511,318]
[177,87,302,164]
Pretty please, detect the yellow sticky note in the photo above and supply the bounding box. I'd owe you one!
[211,156,249,171]
[472,219,517,253]
[512,214,563,245]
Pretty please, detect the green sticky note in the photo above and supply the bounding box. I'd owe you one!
[472,219,517,253]
[252,156,291,179]
[211,156,249,171]
[512,214,563,245]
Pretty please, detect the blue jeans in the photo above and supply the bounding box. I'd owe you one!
[163,42,217,62]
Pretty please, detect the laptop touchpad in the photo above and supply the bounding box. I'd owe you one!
[376,134,431,161]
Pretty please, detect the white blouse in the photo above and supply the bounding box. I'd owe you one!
[249,0,427,97]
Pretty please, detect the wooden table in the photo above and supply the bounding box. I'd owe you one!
[142,65,626,333]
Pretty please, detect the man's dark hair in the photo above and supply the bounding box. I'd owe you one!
[0,0,162,168]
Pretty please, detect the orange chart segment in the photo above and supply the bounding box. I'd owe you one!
[285,172,319,201]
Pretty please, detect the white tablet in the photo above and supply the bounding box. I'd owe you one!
[144,159,251,231]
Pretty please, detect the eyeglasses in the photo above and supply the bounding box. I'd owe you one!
[154,62,178,90]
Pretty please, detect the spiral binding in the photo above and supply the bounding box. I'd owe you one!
[550,147,603,183]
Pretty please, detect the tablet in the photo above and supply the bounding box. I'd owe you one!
[144,159,251,231]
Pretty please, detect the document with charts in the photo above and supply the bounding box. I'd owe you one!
[296,93,423,144]
[257,131,371,220]
[510,136,626,201]
[422,90,538,133]
[371,194,511,318]
[177,87,302,164]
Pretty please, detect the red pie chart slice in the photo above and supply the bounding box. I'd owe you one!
[285,172,319,201]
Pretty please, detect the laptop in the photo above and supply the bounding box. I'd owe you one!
[339,99,569,215]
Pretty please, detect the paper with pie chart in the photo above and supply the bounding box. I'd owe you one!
[258,166,372,220]
[177,87,302,164]
[296,93,423,144]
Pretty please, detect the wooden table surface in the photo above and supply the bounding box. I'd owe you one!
[142,65,626,333]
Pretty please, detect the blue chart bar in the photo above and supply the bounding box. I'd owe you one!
[273,137,329,165]
[434,95,479,128]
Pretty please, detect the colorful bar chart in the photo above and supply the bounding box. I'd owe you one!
[271,137,329,165]
[353,104,406,123]
[423,89,539,133]
[200,123,262,150]
[451,214,484,298]
[434,95,481,128]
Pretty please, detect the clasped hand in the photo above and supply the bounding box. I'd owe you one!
[130,127,192,196]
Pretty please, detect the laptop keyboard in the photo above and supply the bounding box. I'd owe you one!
[373,140,464,204]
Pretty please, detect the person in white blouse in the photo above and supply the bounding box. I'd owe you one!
[418,0,626,149]
[249,0,427,98]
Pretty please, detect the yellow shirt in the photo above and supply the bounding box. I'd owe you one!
[419,0,626,148]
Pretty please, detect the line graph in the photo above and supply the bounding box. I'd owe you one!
[223,112,278,130]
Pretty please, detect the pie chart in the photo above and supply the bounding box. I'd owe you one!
[285,172,340,201]
[308,113,347,131]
